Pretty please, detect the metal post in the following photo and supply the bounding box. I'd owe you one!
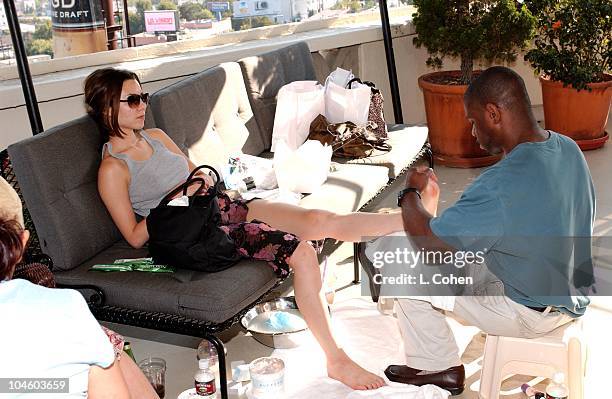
[353,242,360,284]
[3,0,44,135]
[122,0,131,45]
[378,0,403,124]
[205,334,228,399]
[102,0,117,50]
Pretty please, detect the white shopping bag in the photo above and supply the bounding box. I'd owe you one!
[325,66,355,88]
[271,81,325,152]
[274,140,333,194]
[324,80,371,126]
[238,153,277,190]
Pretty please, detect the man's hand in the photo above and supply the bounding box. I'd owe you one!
[406,166,436,191]
[405,167,439,216]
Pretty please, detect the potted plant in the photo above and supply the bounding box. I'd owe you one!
[413,0,536,167]
[524,0,611,150]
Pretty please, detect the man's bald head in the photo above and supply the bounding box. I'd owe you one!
[464,66,532,114]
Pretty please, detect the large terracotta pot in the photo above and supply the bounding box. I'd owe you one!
[418,71,501,168]
[540,75,611,151]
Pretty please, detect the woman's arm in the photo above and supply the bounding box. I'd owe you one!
[98,158,149,248]
[88,359,131,399]
[118,352,160,399]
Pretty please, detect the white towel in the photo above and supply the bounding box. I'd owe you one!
[345,384,450,399]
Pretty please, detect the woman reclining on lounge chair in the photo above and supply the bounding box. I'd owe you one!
[84,68,435,390]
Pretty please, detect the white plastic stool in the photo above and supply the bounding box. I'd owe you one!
[479,320,586,399]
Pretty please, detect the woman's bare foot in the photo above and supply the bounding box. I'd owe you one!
[327,350,385,390]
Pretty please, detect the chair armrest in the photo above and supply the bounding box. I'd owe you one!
[56,283,106,306]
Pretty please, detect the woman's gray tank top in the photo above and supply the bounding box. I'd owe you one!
[102,130,190,217]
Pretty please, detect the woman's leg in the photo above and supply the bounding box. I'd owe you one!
[226,221,384,390]
[289,241,385,390]
[246,201,403,242]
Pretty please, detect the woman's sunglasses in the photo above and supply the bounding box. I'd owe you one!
[119,93,149,108]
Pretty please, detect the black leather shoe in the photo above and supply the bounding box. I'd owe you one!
[357,242,380,302]
[384,364,465,395]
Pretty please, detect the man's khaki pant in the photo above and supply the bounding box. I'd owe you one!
[393,261,575,371]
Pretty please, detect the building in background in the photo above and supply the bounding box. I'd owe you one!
[232,0,332,24]
[232,0,283,23]
[21,0,37,14]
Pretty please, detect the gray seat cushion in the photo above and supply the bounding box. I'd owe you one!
[239,42,316,148]
[298,162,389,213]
[335,125,429,178]
[8,116,122,271]
[54,242,279,324]
[148,62,267,170]
[256,154,390,213]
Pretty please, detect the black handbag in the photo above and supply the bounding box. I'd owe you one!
[146,165,241,273]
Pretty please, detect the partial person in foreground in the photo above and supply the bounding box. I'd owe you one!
[0,176,159,399]
[364,66,595,394]
[83,68,413,390]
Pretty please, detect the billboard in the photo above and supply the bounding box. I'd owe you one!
[207,2,230,12]
[144,10,180,33]
[51,0,104,29]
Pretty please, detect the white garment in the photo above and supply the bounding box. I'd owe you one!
[0,279,115,398]
[345,384,450,399]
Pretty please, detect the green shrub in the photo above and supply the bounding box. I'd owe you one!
[524,0,612,90]
[412,0,536,84]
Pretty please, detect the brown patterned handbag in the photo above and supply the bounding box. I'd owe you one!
[308,114,391,159]
[347,78,388,141]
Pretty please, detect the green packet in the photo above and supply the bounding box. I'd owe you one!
[113,257,154,266]
[90,258,175,273]
[133,264,175,273]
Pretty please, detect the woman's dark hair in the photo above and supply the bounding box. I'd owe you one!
[84,68,141,140]
[0,218,24,280]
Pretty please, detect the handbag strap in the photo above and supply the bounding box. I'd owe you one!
[186,165,222,195]
[187,165,221,187]
[159,177,207,206]
[159,165,222,205]
[347,77,379,92]
[346,77,362,89]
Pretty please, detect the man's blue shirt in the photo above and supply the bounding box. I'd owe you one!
[430,132,595,317]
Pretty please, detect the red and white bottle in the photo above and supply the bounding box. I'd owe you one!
[195,359,217,397]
